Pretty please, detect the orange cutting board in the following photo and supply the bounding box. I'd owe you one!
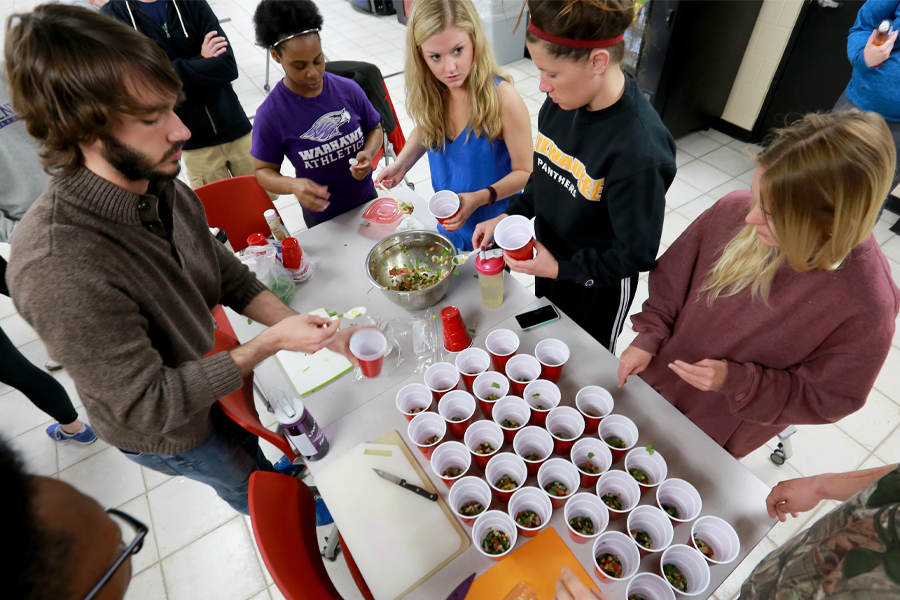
[465,528,596,600]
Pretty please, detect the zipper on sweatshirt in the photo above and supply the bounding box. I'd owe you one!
[204,106,218,135]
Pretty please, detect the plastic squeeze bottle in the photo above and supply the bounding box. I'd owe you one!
[476,252,505,309]
[264,209,289,241]
[874,20,893,67]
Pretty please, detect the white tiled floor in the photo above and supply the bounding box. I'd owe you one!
[2,1,900,600]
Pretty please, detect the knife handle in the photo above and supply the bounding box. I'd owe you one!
[399,479,438,501]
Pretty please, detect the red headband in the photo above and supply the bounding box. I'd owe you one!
[527,21,625,49]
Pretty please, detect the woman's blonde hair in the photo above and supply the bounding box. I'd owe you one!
[405,0,509,151]
[702,110,896,303]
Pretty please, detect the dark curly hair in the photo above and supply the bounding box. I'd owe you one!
[253,0,324,53]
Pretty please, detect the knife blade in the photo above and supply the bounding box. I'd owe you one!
[373,468,438,501]
[445,572,476,600]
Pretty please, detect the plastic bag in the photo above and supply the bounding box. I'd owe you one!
[349,308,441,380]
[239,244,295,305]
[395,215,425,232]
[502,583,538,600]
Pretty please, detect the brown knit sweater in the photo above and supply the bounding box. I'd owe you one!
[8,168,268,455]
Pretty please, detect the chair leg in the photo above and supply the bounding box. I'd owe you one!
[264,52,271,92]
[770,425,797,465]
[322,524,340,561]
[254,379,274,413]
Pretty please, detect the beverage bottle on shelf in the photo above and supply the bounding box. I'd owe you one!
[874,20,893,67]
[264,209,289,241]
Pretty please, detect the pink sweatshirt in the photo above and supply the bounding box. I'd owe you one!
[631,191,900,458]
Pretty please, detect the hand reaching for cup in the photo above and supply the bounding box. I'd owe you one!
[554,567,611,600]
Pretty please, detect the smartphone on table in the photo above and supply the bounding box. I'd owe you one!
[515,305,560,331]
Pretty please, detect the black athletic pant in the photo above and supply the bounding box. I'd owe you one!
[0,256,78,425]
[535,274,639,354]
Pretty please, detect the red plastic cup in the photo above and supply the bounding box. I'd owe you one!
[494,215,535,261]
[492,396,531,443]
[429,190,461,225]
[430,441,471,488]
[523,380,561,427]
[349,329,387,378]
[690,516,740,565]
[472,372,509,419]
[505,354,541,397]
[624,446,668,496]
[626,505,674,557]
[575,386,614,431]
[281,237,303,269]
[455,347,490,394]
[485,329,520,371]
[424,362,459,403]
[564,493,609,544]
[463,420,504,469]
[472,511,518,561]
[507,486,552,538]
[626,574,676,600]
[448,476,491,526]
[569,438,612,489]
[534,339,570,383]
[592,532,641,584]
[596,470,641,521]
[512,425,553,476]
[536,458,579,509]
[407,412,446,459]
[655,478,703,526]
[437,390,476,439]
[247,233,268,247]
[545,406,585,456]
[598,415,639,463]
[659,545,711,596]
[484,452,528,503]
[441,306,472,352]
[395,383,433,422]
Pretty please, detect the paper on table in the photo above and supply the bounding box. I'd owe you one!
[274,308,352,395]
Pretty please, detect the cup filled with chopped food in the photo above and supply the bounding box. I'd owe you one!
[534,338,570,383]
[570,438,612,489]
[564,492,609,544]
[448,476,492,526]
[455,347,490,394]
[626,573,676,600]
[494,215,535,261]
[592,531,641,583]
[656,479,702,525]
[575,386,614,430]
[486,328,520,371]
[690,516,739,565]
[492,396,531,443]
[660,545,711,596]
[464,420,504,469]
[348,328,388,378]
[625,446,668,495]
[438,390,477,439]
[485,452,528,503]
[598,415,639,462]
[430,440,471,488]
[596,470,641,521]
[505,354,542,397]
[395,383,433,422]
[424,362,460,403]
[472,372,509,419]
[537,458,579,509]
[522,379,561,427]
[408,412,446,459]
[512,425,553,475]
[627,505,674,557]
[507,486,553,538]
[428,190,461,225]
[544,406,585,455]
[472,510,518,560]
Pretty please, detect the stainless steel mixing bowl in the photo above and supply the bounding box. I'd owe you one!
[365,230,457,310]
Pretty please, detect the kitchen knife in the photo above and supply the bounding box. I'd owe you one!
[445,572,476,600]
[373,468,438,501]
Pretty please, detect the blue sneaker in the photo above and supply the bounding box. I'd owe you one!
[315,497,334,526]
[273,455,307,478]
[46,423,98,445]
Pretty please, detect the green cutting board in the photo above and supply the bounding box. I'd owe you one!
[274,308,353,395]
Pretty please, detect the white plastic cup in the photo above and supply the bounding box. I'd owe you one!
[626,573,676,600]
[522,379,561,426]
[625,447,669,494]
[656,479,703,524]
[407,411,446,459]
[472,371,509,420]
[626,505,675,556]
[596,470,641,521]
[575,386,614,429]
[463,420,504,469]
[485,328,520,371]
[395,383,433,421]
[428,190,460,222]
[507,486,553,538]
[424,362,459,402]
[598,414,639,462]
[492,396,531,443]
[485,452,528,502]
[592,531,641,583]
[472,510,518,560]
[544,406,585,455]
[537,458,580,509]
[660,544,712,596]
[534,338,570,383]
[430,440,471,488]
[437,390,476,438]
[506,354,542,396]
[570,438,612,488]
[448,476,491,526]
[563,492,609,544]
[512,425,554,475]
[690,516,740,565]
[348,329,388,378]
[455,347,490,393]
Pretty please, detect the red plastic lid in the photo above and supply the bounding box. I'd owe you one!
[247,233,268,247]
[475,254,505,276]
[363,198,404,225]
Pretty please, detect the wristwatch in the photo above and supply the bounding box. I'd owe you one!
[486,185,498,206]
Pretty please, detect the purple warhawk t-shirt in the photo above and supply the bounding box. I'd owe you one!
[252,72,381,222]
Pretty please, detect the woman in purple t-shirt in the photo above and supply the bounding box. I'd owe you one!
[251,0,384,227]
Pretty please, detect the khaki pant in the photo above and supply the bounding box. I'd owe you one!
[183,132,276,200]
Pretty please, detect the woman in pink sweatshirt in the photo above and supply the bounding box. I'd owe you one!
[618,111,900,458]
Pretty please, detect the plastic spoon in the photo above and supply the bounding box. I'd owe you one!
[375,182,414,215]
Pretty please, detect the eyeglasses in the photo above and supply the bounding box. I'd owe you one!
[82,508,149,600]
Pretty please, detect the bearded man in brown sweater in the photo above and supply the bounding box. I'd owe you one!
[4,4,358,515]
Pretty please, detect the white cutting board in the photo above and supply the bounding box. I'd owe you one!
[315,439,467,600]
[275,308,353,395]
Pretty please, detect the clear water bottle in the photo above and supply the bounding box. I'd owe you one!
[271,388,328,460]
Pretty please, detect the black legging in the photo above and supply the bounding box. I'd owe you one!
[0,257,78,425]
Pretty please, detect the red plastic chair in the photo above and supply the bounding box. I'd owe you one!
[195,175,277,252]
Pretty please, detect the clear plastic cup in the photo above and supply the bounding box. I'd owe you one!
[395,383,433,422]
[512,425,553,475]
[563,492,609,544]
[507,486,553,538]
[626,573,676,600]
[472,371,509,420]
[575,386,614,431]
[522,379,561,427]
[659,544,711,596]
[505,354,542,397]
[485,452,528,503]
[598,414,639,462]
[428,190,461,224]
[570,438,612,489]
[535,338,570,383]
[494,215,534,261]
[690,516,740,565]
[596,470,641,521]
[424,362,460,403]
[472,510,518,560]
[430,440,471,488]
[448,476,491,526]
[592,531,641,583]
[463,420,504,469]
[492,396,531,443]
[349,329,387,378]
[407,412,446,459]
[545,406,585,456]
[437,390,476,439]
[537,458,580,509]
[656,479,703,525]
[626,505,675,556]
[625,446,669,495]
[455,347,490,394]
[486,328,520,371]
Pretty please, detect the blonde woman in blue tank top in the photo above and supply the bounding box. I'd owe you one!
[375,0,533,251]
